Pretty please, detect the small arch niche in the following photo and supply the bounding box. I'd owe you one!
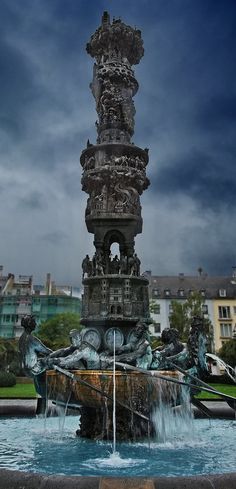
[110,242,120,260]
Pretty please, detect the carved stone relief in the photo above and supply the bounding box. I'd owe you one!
[81,14,150,328]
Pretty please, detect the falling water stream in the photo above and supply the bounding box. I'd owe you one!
[112,329,116,455]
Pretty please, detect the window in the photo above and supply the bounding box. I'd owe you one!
[202,305,208,315]
[152,304,160,314]
[154,323,161,333]
[169,304,173,313]
[233,306,236,315]
[178,289,184,297]
[200,289,206,297]
[152,289,159,297]
[220,323,232,337]
[48,298,57,306]
[164,289,170,296]
[219,289,226,297]
[218,306,231,319]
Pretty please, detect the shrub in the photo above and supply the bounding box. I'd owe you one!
[219,339,236,368]
[9,359,24,376]
[0,371,16,387]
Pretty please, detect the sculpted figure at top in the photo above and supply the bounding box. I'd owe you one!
[86,12,144,66]
[86,11,144,143]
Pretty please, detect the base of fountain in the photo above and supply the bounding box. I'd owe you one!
[46,369,181,440]
[78,405,153,441]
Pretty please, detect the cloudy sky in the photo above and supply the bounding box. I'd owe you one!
[0,0,236,286]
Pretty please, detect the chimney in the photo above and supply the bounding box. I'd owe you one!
[232,267,236,278]
[179,273,184,280]
[46,273,52,296]
[0,266,3,277]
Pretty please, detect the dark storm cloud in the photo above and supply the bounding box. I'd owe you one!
[196,95,236,131]
[0,37,34,141]
[179,222,236,277]
[151,149,236,212]
[0,0,236,283]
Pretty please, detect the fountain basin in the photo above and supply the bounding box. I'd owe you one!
[46,369,181,410]
[0,415,235,486]
[46,369,183,440]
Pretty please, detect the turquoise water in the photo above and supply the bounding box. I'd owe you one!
[0,415,235,477]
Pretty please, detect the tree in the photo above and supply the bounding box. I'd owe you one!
[219,339,236,368]
[37,312,81,350]
[0,339,23,375]
[169,291,213,345]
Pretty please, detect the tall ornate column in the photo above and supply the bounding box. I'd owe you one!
[80,12,150,349]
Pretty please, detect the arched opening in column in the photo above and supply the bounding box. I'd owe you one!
[103,230,126,275]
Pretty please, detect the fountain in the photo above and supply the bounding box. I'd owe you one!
[1,11,236,489]
[42,11,214,441]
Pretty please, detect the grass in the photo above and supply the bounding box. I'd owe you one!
[195,383,236,399]
[0,383,36,398]
[0,381,235,400]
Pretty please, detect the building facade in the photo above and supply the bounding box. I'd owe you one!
[145,270,236,352]
[0,268,81,339]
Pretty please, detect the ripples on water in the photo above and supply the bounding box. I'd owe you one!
[0,416,235,477]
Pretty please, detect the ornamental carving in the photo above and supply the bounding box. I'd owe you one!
[87,13,144,143]
[80,13,150,329]
[86,14,144,66]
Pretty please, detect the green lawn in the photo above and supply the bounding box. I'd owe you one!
[0,381,235,400]
[0,383,36,398]
[195,383,236,399]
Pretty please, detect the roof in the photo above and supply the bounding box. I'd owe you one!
[145,274,236,299]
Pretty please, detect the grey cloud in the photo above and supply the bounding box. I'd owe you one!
[41,230,68,245]
[18,191,46,210]
[180,220,236,276]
